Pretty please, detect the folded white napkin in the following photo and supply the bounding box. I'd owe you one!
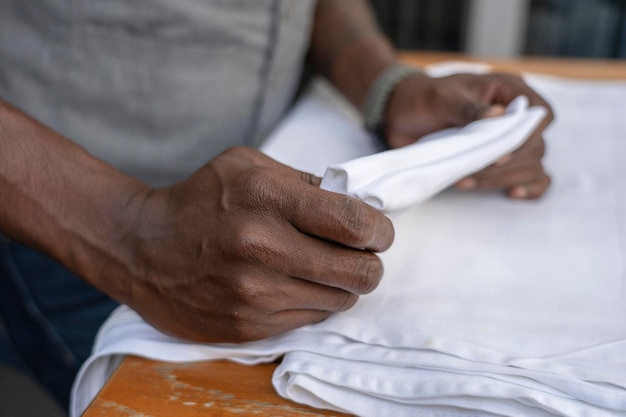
[71,71,626,417]
[320,96,546,212]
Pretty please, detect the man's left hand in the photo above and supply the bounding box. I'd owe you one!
[384,72,554,200]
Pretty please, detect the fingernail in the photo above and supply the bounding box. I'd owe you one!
[510,186,528,199]
[456,178,477,190]
[481,105,506,119]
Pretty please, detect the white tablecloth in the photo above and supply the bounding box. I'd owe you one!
[71,66,626,417]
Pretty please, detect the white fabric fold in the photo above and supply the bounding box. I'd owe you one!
[71,70,626,417]
[320,96,546,213]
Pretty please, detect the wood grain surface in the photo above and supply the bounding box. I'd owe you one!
[83,357,351,417]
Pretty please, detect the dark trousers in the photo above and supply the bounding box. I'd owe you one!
[0,235,118,411]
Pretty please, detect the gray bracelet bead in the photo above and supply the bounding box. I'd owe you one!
[362,65,423,140]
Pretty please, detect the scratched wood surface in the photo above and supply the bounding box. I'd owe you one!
[82,356,351,417]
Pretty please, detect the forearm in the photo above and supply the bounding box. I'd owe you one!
[309,0,397,109]
[0,99,148,300]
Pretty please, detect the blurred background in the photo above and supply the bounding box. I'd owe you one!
[1,0,624,416]
[370,0,626,58]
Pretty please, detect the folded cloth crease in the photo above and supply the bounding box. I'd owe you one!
[320,96,547,212]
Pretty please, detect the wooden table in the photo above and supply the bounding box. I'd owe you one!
[399,51,626,79]
[83,357,347,417]
[82,52,626,417]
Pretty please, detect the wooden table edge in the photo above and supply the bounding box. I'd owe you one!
[82,356,352,417]
[399,51,626,80]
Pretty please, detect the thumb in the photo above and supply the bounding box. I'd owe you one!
[480,104,506,119]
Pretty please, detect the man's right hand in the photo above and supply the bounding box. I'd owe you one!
[0,98,393,344]
[118,147,394,343]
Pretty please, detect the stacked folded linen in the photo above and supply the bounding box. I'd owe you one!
[71,73,626,417]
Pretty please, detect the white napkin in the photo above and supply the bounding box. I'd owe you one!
[71,71,626,417]
[320,96,546,212]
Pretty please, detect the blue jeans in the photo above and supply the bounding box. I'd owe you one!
[0,235,119,411]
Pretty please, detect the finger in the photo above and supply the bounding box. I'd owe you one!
[282,181,395,252]
[485,74,549,108]
[456,144,546,188]
[494,154,513,167]
[508,174,551,200]
[224,148,394,252]
[224,270,359,314]
[266,309,333,335]
[443,88,491,127]
[288,237,384,295]
[234,148,395,252]
[221,309,333,342]
[480,104,506,119]
[511,132,546,162]
[462,162,546,190]
[471,149,544,183]
[455,159,541,191]
[264,275,360,313]
[460,132,545,184]
[483,74,555,127]
[386,129,418,149]
[455,177,477,191]
[273,225,385,295]
[236,216,385,295]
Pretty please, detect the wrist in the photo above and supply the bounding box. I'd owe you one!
[0,100,154,303]
[362,64,424,143]
[64,172,154,303]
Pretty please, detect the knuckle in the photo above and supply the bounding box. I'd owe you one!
[229,319,265,343]
[308,310,333,326]
[223,302,271,342]
[543,174,552,191]
[222,146,248,158]
[349,254,383,294]
[472,177,493,189]
[485,76,504,90]
[231,275,264,307]
[508,171,538,188]
[524,169,543,184]
[231,223,268,261]
[242,167,276,204]
[333,292,359,312]
[338,198,376,247]
[534,173,552,194]
[300,171,321,187]
[319,312,333,324]
[494,72,524,84]
[223,146,267,166]
[461,101,483,123]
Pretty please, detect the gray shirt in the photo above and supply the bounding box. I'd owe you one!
[0,0,316,186]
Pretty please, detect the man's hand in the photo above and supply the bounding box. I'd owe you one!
[0,98,393,345]
[121,147,394,343]
[384,73,554,200]
[308,0,553,200]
